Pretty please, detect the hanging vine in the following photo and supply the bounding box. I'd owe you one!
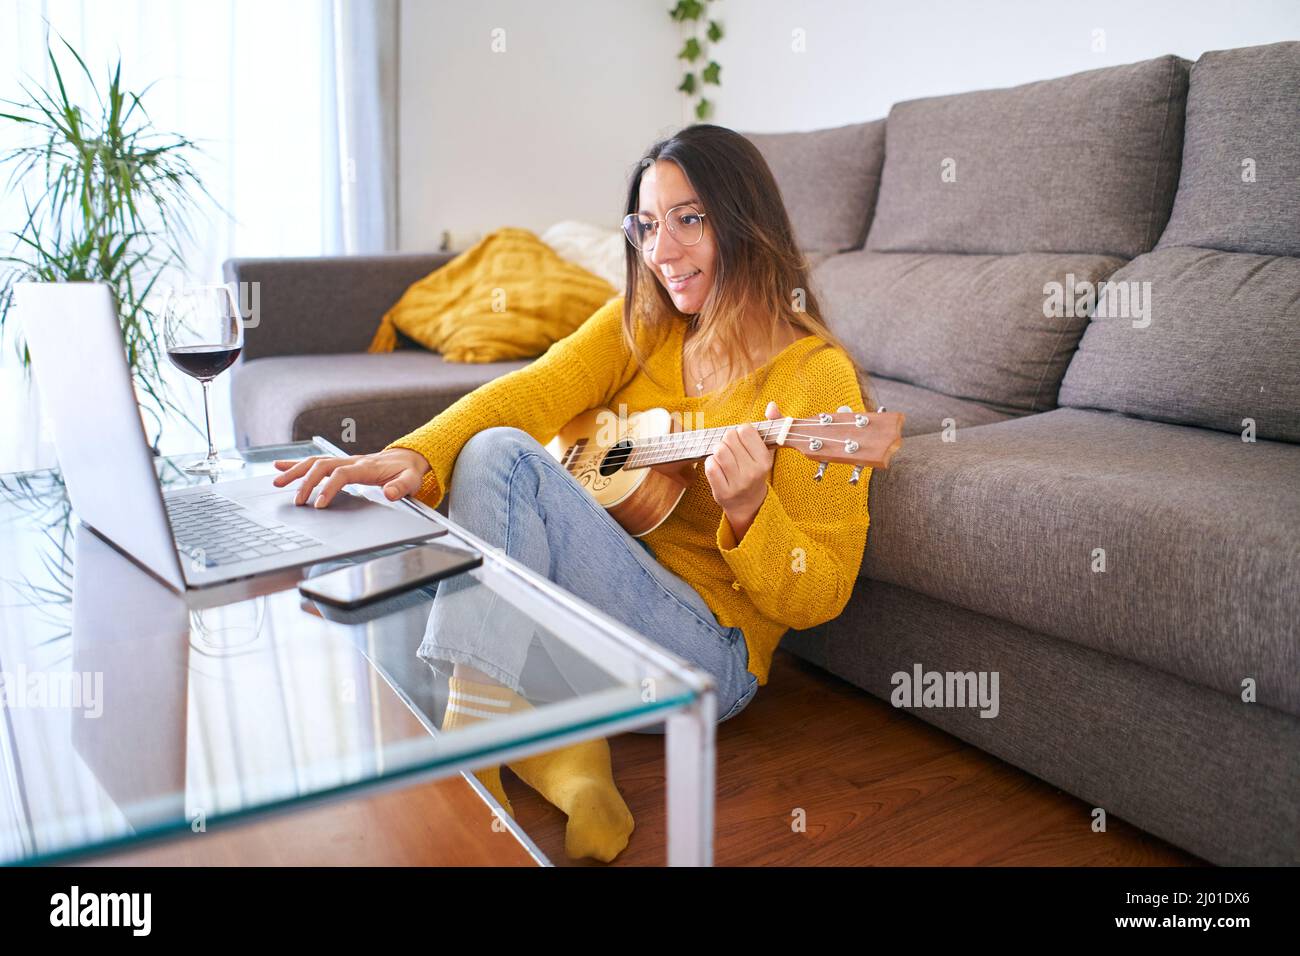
[671,0,723,120]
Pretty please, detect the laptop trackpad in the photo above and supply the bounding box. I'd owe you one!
[240,487,423,544]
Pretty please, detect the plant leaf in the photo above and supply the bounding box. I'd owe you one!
[669,0,705,22]
[0,32,213,437]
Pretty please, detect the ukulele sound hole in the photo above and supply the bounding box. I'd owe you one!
[599,440,634,477]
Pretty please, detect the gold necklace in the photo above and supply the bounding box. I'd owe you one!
[685,348,724,393]
[692,362,717,393]
[683,319,729,393]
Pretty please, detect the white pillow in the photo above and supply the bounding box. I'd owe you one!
[539,220,626,291]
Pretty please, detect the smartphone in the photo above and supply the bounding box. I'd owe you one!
[298,541,483,610]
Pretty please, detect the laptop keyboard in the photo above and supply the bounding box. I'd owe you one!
[166,492,323,568]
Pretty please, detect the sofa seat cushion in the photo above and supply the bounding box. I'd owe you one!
[869,376,1015,436]
[863,408,1300,717]
[231,351,530,453]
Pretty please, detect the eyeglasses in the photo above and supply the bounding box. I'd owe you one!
[622,204,708,251]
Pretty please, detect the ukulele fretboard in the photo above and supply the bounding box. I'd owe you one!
[623,418,789,469]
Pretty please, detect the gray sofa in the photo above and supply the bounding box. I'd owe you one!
[227,41,1300,865]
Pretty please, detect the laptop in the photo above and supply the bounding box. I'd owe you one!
[18,281,443,592]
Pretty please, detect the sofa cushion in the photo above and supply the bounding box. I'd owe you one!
[867,376,1015,436]
[743,119,886,254]
[367,227,617,360]
[862,408,1300,718]
[231,351,530,453]
[1058,247,1300,443]
[865,55,1189,258]
[1157,42,1300,258]
[816,250,1126,412]
[540,220,626,289]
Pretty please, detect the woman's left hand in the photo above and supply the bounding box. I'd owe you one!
[706,400,857,541]
[705,400,784,534]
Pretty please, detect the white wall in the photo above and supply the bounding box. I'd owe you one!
[397,0,1300,251]
[397,0,690,252]
[711,0,1300,131]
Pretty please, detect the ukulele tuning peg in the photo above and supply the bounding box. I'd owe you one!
[812,461,829,482]
[876,406,888,413]
[848,465,864,485]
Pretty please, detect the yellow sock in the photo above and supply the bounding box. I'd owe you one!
[443,675,522,819]
[509,736,635,863]
[445,676,635,861]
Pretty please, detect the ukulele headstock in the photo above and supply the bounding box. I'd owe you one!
[780,407,905,483]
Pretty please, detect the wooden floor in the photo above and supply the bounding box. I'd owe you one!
[515,649,1205,866]
[91,773,539,867]
[94,648,1205,867]
[89,657,541,867]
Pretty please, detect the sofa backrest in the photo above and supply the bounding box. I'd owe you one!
[865,56,1190,259]
[1058,41,1300,443]
[811,55,1191,415]
[743,119,886,265]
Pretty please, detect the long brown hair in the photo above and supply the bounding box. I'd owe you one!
[620,123,874,411]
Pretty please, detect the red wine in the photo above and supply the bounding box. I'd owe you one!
[167,344,241,380]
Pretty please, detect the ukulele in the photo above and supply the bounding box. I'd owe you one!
[544,405,904,537]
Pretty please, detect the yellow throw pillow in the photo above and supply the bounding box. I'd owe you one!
[368,226,618,362]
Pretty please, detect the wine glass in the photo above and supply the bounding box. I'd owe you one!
[163,284,245,475]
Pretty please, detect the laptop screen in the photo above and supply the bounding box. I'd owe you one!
[17,282,186,591]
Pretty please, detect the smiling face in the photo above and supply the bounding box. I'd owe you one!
[637,159,716,316]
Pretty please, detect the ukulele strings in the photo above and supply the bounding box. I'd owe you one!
[560,419,789,472]
[559,416,869,473]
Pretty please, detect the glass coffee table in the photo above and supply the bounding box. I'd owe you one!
[0,439,717,866]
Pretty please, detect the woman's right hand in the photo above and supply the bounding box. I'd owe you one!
[271,447,432,508]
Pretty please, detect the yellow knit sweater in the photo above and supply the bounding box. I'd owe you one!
[386,295,871,686]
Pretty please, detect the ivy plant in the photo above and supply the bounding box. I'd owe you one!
[671,0,723,120]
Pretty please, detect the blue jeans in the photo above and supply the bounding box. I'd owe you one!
[417,426,759,731]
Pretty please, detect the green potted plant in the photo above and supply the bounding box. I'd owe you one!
[0,34,213,451]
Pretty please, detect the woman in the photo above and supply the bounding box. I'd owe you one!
[273,124,875,862]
